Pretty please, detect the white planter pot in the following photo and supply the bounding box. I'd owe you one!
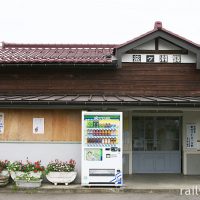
[15,179,42,188]
[29,171,42,179]
[10,171,42,180]
[0,170,10,177]
[0,175,9,186]
[10,171,24,180]
[46,171,77,185]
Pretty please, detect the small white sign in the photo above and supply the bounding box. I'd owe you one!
[186,124,197,148]
[33,118,44,134]
[0,113,4,134]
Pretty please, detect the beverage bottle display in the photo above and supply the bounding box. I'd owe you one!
[107,138,110,144]
[110,138,113,144]
[93,119,96,128]
[85,117,120,147]
[94,129,97,136]
[96,120,99,128]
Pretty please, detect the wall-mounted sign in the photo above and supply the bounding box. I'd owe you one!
[173,55,181,63]
[0,113,4,134]
[33,118,44,134]
[122,52,196,63]
[132,54,181,63]
[186,124,197,148]
[133,55,141,62]
[146,55,154,63]
[159,55,168,63]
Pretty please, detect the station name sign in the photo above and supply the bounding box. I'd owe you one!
[133,54,181,63]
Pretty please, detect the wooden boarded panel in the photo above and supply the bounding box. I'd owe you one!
[66,110,81,141]
[0,63,200,96]
[0,109,81,142]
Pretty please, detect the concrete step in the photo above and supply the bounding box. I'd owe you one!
[0,183,181,194]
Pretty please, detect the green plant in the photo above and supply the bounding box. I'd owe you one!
[8,160,44,173]
[7,161,23,172]
[15,173,41,182]
[45,159,76,174]
[0,160,10,173]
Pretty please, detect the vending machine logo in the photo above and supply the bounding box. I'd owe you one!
[110,172,122,185]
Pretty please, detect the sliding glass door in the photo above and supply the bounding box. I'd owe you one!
[132,116,181,173]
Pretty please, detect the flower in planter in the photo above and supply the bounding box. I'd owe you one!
[0,160,10,173]
[8,160,45,173]
[33,161,45,173]
[45,159,77,185]
[8,160,45,181]
[15,173,41,182]
[45,159,76,174]
[7,161,23,172]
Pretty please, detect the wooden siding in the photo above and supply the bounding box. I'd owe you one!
[0,63,200,96]
[0,109,81,142]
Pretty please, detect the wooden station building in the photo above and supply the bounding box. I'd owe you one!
[0,22,200,181]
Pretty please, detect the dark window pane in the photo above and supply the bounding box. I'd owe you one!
[144,117,154,151]
[133,116,181,151]
[156,117,180,151]
[132,117,144,151]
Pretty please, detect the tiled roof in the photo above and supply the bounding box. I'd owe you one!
[0,43,116,64]
[116,21,200,49]
[0,94,200,107]
[0,22,199,65]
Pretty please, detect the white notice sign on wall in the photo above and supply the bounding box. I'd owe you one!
[0,113,4,134]
[33,118,44,134]
[186,124,197,148]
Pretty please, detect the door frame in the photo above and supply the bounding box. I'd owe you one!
[131,112,183,174]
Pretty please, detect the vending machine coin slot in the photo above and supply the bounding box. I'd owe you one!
[106,154,110,158]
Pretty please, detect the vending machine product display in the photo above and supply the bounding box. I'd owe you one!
[81,111,123,186]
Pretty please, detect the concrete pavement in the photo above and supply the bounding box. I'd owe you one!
[1,174,200,194]
[0,192,199,200]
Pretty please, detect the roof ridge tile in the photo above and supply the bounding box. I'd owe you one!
[3,43,117,49]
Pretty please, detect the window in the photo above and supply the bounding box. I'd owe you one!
[132,116,181,151]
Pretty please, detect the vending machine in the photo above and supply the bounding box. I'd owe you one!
[81,111,123,186]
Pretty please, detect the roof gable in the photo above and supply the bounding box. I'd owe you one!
[133,38,183,51]
[115,22,200,68]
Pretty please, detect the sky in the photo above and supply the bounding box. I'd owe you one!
[0,0,200,45]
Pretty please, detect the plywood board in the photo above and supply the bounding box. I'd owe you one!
[0,109,81,142]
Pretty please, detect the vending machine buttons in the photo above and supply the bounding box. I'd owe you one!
[111,147,118,152]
